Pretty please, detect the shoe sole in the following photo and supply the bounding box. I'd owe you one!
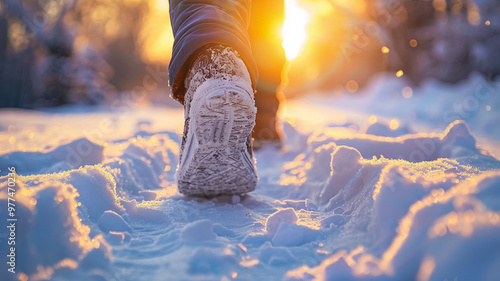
[177,79,258,197]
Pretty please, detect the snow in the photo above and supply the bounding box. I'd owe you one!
[181,219,216,241]
[98,211,133,234]
[265,208,299,237]
[1,73,500,280]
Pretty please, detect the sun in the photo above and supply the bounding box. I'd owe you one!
[281,0,311,60]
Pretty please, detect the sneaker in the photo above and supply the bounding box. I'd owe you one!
[175,46,258,197]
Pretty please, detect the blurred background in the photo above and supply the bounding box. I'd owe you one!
[0,0,499,108]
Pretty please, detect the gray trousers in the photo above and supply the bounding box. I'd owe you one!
[169,0,258,104]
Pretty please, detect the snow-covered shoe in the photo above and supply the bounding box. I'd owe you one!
[176,46,258,197]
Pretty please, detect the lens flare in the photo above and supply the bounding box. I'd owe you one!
[282,0,311,60]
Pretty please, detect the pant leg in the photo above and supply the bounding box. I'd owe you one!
[169,0,258,104]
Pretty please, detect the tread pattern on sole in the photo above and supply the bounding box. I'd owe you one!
[176,78,258,197]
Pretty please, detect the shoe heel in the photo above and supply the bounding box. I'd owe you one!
[177,79,257,196]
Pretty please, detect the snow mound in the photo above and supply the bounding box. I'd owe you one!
[181,219,216,241]
[98,211,132,234]
[286,172,500,281]
[0,180,111,281]
[265,208,298,237]
[0,138,104,176]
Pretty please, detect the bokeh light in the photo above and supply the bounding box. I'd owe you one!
[346,80,359,93]
[402,87,413,99]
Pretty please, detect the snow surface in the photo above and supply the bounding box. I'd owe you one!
[1,73,500,281]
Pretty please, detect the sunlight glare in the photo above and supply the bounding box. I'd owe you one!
[282,0,311,60]
[138,0,174,63]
